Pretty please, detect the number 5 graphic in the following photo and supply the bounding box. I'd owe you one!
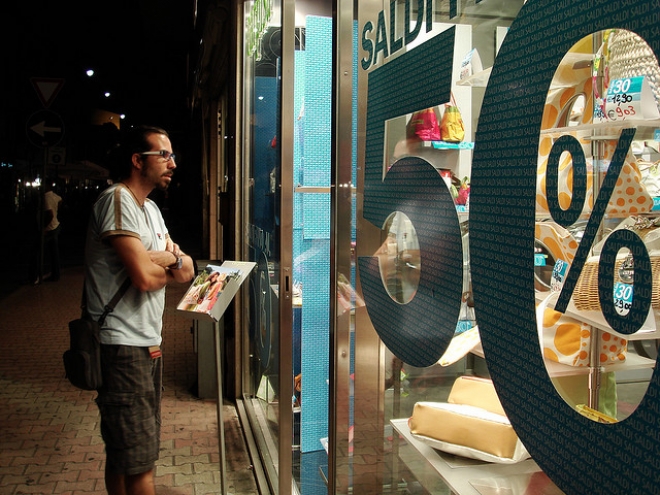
[359,27,464,367]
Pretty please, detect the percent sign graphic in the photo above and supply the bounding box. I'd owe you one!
[552,128,652,335]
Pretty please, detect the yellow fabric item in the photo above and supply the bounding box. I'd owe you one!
[437,326,480,367]
[447,375,506,416]
[540,36,593,130]
[408,377,530,463]
[536,141,654,219]
[535,221,578,265]
[409,402,519,460]
[537,295,627,367]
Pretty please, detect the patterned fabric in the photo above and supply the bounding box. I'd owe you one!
[97,345,162,475]
[536,140,654,219]
[537,295,627,367]
[536,34,654,219]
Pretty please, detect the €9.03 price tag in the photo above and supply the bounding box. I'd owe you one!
[551,259,569,293]
[605,76,660,121]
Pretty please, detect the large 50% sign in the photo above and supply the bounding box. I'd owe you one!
[359,1,660,493]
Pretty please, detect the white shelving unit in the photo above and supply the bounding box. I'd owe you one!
[390,418,550,495]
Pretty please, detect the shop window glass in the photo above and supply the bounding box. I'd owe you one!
[536,30,660,423]
[378,212,421,304]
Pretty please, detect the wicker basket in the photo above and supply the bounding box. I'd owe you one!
[573,256,660,311]
[608,29,660,113]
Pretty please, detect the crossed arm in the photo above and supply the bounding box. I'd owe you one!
[110,235,195,292]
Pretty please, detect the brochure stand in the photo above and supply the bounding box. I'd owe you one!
[177,260,256,321]
[177,260,256,495]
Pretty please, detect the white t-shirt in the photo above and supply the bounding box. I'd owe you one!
[84,184,168,347]
[43,190,62,231]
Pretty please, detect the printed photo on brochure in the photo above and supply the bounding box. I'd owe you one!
[177,264,240,314]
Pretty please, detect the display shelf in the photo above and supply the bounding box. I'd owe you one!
[430,140,475,150]
[540,118,660,140]
[456,66,492,88]
[542,352,655,377]
[535,291,660,341]
[469,340,654,378]
[390,418,549,495]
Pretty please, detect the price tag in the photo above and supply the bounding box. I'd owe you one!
[455,319,474,334]
[535,253,547,266]
[551,259,569,292]
[613,282,633,316]
[593,99,607,123]
[460,48,483,81]
[605,76,660,121]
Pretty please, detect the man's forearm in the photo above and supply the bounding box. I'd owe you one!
[148,250,195,283]
[149,250,179,268]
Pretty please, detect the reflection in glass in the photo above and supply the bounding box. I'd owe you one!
[376,212,421,303]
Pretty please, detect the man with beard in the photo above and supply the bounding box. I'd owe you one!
[84,125,195,495]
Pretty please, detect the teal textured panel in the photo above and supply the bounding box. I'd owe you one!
[300,15,332,454]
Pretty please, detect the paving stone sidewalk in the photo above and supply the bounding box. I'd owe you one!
[0,266,258,495]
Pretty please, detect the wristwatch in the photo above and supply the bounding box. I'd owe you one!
[170,256,183,270]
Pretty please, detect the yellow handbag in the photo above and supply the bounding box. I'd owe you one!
[440,93,465,143]
[537,293,627,367]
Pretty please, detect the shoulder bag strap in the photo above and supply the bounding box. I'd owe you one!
[81,278,132,326]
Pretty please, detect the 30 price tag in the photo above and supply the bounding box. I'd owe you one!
[613,281,633,316]
[605,76,660,121]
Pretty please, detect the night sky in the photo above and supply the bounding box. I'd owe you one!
[0,1,197,164]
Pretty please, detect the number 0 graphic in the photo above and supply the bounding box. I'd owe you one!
[470,0,660,493]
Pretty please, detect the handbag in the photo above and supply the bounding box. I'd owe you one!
[440,92,465,143]
[537,293,628,367]
[63,278,131,390]
[638,159,660,198]
[408,107,442,141]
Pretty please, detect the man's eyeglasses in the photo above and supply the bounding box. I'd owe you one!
[141,150,176,162]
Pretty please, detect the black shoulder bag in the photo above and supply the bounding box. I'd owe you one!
[63,278,131,390]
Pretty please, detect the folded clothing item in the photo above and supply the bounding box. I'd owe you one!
[408,376,530,464]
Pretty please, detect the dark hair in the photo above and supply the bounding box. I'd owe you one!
[106,125,169,181]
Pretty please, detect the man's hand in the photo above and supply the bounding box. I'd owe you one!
[148,250,179,268]
[154,238,195,283]
[165,237,183,257]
